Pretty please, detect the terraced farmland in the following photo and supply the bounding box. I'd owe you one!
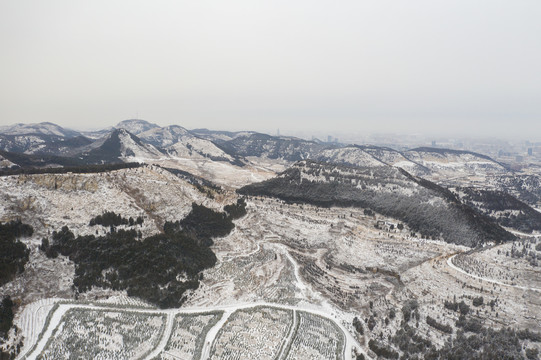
[210,306,294,360]
[37,308,166,360]
[285,312,345,360]
[22,302,349,360]
[156,312,222,360]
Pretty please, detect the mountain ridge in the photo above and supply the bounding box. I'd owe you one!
[238,160,515,247]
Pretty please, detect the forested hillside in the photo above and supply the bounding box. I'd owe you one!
[456,187,541,233]
[40,201,247,308]
[239,161,514,247]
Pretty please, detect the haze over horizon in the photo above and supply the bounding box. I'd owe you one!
[1,1,540,139]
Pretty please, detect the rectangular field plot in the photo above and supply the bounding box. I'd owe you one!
[210,306,294,360]
[157,311,223,360]
[38,308,166,360]
[285,312,345,360]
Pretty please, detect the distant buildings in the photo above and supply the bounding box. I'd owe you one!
[326,135,339,144]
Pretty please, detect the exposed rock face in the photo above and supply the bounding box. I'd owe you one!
[17,174,99,192]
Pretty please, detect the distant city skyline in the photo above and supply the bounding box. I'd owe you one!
[1,1,540,139]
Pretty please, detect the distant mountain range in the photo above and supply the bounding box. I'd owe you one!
[0,119,513,176]
[0,120,247,168]
[0,122,82,138]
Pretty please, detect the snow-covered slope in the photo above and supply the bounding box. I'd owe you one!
[115,119,160,135]
[218,133,332,162]
[0,122,81,138]
[404,147,508,179]
[315,146,432,177]
[190,128,258,142]
[138,125,191,148]
[80,127,114,140]
[359,146,430,176]
[316,147,387,168]
[0,154,17,169]
[167,136,238,163]
[122,123,243,165]
[0,122,92,156]
[0,134,92,156]
[81,128,164,162]
[489,173,541,206]
[134,125,241,164]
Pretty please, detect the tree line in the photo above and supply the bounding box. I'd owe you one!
[89,211,143,228]
[0,162,142,177]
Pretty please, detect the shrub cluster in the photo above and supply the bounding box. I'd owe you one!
[0,220,32,286]
[426,316,453,334]
[368,339,399,359]
[0,296,14,339]
[444,300,470,315]
[89,211,143,227]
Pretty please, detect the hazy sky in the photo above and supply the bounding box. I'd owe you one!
[1,1,540,138]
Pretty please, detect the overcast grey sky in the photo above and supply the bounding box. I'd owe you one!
[1,1,540,138]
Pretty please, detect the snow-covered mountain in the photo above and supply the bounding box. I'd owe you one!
[489,173,541,207]
[404,147,508,180]
[239,160,515,247]
[0,153,17,169]
[137,125,191,148]
[167,137,241,164]
[0,121,248,168]
[316,146,387,168]
[218,133,334,161]
[80,127,115,140]
[358,145,430,175]
[0,134,92,156]
[137,125,244,165]
[321,145,508,181]
[0,122,92,156]
[0,122,81,138]
[191,128,257,142]
[115,119,160,135]
[313,145,431,177]
[0,121,514,182]
[80,128,164,162]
